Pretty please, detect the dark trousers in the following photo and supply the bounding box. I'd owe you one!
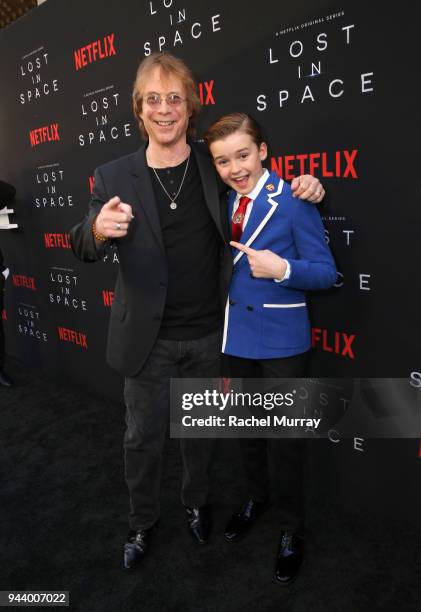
[226,351,309,535]
[123,329,222,531]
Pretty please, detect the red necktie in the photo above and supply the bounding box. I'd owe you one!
[231,196,251,242]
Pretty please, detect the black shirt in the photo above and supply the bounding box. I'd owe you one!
[149,152,222,340]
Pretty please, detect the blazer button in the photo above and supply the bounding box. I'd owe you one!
[229,299,236,306]
[246,305,254,311]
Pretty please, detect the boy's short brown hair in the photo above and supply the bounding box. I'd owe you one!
[203,112,264,148]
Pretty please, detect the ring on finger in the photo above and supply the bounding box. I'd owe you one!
[115,222,121,231]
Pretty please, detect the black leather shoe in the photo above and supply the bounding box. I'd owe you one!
[0,370,13,387]
[274,531,303,585]
[185,506,211,544]
[224,498,267,542]
[123,525,155,570]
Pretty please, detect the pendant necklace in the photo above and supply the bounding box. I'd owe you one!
[152,153,190,210]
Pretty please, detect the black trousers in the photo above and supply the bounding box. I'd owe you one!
[226,351,309,535]
[123,329,221,531]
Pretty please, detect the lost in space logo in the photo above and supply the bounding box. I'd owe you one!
[49,268,88,311]
[143,1,221,55]
[256,11,374,112]
[19,46,59,105]
[78,86,132,146]
[33,164,74,209]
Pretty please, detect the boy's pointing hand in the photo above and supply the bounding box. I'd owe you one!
[230,241,287,280]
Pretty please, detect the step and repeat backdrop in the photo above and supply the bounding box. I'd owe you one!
[0,0,420,509]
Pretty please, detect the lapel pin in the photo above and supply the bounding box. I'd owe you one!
[266,183,275,191]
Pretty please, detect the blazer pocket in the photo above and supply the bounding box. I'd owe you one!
[261,303,309,349]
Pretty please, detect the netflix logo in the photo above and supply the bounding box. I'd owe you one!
[199,80,215,105]
[12,275,36,290]
[74,34,116,71]
[44,233,71,249]
[58,326,88,349]
[102,290,114,307]
[29,123,60,148]
[271,150,358,180]
[312,327,356,359]
[1,308,6,321]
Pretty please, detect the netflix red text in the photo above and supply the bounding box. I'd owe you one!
[74,34,116,71]
[29,123,60,147]
[12,275,36,290]
[44,233,71,249]
[58,326,88,349]
[271,150,358,179]
[311,327,356,359]
[198,80,215,105]
[102,290,114,307]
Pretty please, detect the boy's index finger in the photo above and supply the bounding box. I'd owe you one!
[230,241,255,256]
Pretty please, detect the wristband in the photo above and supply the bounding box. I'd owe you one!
[92,218,107,242]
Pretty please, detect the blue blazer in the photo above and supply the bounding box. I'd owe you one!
[222,172,337,359]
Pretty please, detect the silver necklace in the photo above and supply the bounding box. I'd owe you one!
[151,153,190,210]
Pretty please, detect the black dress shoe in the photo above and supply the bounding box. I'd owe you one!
[0,370,13,386]
[123,525,155,570]
[224,498,267,542]
[274,531,303,585]
[185,506,211,544]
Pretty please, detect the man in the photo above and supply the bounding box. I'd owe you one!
[0,179,15,387]
[70,52,325,570]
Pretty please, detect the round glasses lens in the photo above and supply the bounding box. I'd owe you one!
[146,95,160,106]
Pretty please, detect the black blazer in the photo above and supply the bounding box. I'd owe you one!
[70,141,232,376]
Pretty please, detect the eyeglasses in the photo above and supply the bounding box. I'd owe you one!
[144,94,186,107]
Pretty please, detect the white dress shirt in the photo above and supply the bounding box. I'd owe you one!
[231,169,291,282]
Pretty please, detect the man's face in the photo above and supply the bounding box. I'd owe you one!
[139,67,191,149]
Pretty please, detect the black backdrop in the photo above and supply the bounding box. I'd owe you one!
[0,0,420,512]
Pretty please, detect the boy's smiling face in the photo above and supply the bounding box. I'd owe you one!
[209,131,267,195]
